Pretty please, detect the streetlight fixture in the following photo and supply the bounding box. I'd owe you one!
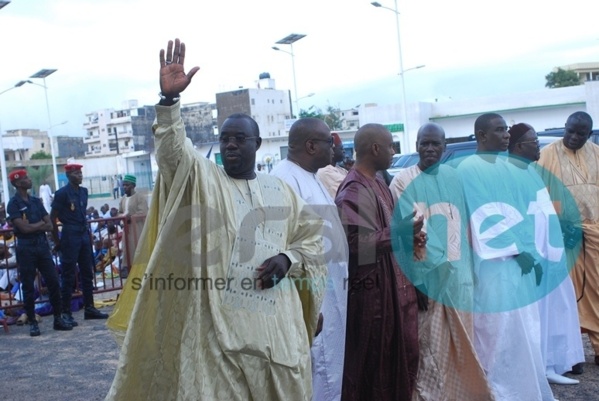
[400,64,425,75]
[297,92,315,101]
[0,80,29,96]
[371,1,412,151]
[272,33,306,118]
[29,68,59,189]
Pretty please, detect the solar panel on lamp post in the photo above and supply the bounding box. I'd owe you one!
[272,33,306,118]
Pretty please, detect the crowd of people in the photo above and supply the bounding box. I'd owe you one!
[0,167,148,336]
[1,37,595,400]
[100,39,598,401]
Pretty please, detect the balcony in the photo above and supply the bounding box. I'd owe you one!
[109,130,133,139]
[83,121,99,129]
[83,135,101,144]
[109,115,131,124]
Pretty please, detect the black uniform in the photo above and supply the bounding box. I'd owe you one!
[7,194,62,322]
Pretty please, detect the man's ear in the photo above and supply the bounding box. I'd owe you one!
[255,137,262,150]
[371,142,380,156]
[305,140,318,155]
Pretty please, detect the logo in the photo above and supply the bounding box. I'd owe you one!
[391,155,582,313]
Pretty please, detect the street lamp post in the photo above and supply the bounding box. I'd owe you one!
[0,123,8,206]
[0,80,30,205]
[46,120,68,191]
[29,69,59,190]
[371,1,412,151]
[0,0,12,204]
[272,33,306,118]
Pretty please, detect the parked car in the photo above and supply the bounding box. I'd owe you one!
[536,128,599,145]
[387,153,420,175]
[387,136,562,176]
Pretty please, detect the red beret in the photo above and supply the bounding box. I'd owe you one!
[64,164,83,172]
[8,169,27,182]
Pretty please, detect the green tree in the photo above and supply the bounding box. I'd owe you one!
[30,150,53,160]
[323,105,342,130]
[299,105,343,130]
[299,106,324,119]
[26,166,52,195]
[545,68,581,88]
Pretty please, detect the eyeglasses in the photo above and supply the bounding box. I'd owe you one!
[309,137,334,145]
[517,139,539,145]
[219,135,256,144]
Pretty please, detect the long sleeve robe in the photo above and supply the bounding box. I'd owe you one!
[457,155,554,401]
[537,139,599,355]
[335,168,418,401]
[106,102,327,400]
[118,191,148,268]
[508,159,584,375]
[390,164,494,401]
[271,159,349,401]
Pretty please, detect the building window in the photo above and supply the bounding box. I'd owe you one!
[251,98,255,105]
[41,143,45,149]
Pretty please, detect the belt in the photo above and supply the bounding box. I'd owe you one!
[16,236,48,245]
[62,224,89,233]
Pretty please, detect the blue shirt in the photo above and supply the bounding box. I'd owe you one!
[52,184,88,228]
[7,194,47,239]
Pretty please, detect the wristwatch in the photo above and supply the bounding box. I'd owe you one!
[158,92,180,106]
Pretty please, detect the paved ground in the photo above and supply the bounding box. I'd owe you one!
[1,196,597,400]
[0,304,118,401]
[0,299,597,401]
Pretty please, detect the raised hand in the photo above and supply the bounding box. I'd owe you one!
[159,38,200,98]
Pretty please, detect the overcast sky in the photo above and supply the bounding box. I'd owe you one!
[0,0,598,137]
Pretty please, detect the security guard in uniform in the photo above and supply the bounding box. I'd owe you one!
[50,164,108,326]
[6,169,72,336]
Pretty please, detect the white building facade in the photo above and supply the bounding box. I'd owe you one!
[83,100,137,157]
[215,73,293,170]
[359,80,599,154]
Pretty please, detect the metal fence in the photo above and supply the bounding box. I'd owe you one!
[0,215,143,322]
[81,171,155,199]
